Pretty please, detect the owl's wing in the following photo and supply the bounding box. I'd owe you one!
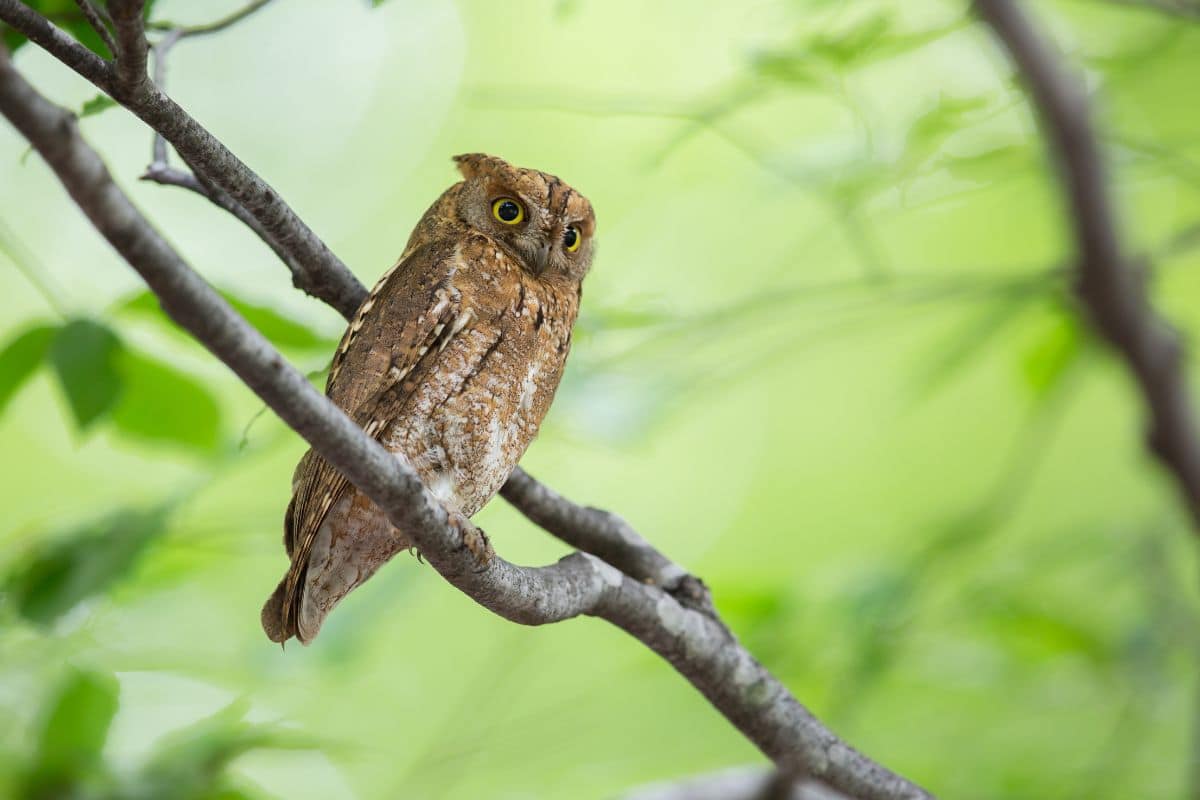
[261,243,468,643]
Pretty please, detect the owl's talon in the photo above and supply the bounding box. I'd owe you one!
[448,511,494,569]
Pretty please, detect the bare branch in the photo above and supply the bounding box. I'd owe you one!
[974,0,1200,529]
[107,0,148,96]
[71,0,116,57]
[138,161,307,280]
[620,768,851,800]
[147,27,180,169]
[0,0,366,320]
[0,44,931,800]
[154,0,274,39]
[500,467,725,623]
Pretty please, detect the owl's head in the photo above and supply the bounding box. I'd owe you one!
[452,153,596,282]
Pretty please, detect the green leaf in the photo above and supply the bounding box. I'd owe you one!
[749,51,822,86]
[48,318,123,430]
[111,348,223,453]
[942,144,1032,183]
[223,293,333,351]
[3,0,159,57]
[117,290,333,352]
[910,290,1037,401]
[79,94,117,119]
[0,324,57,415]
[4,507,169,626]
[808,12,893,67]
[2,24,27,54]
[21,668,118,799]
[904,95,990,158]
[135,701,313,800]
[1021,308,1082,399]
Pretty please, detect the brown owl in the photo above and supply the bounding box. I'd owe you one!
[261,153,596,644]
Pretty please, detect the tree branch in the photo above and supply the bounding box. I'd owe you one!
[150,0,274,38]
[975,0,1200,530]
[620,767,850,800]
[500,467,725,622]
[0,0,366,319]
[0,43,931,800]
[70,0,115,57]
[107,0,148,96]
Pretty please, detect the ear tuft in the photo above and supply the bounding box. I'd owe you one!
[453,153,510,180]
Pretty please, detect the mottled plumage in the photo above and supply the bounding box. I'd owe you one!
[262,154,596,643]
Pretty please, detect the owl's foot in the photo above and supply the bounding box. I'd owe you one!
[448,510,494,571]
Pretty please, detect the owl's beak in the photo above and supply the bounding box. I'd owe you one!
[533,241,552,276]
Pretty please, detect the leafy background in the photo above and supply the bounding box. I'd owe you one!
[2,0,1200,798]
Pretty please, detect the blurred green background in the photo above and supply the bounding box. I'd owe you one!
[2,0,1200,797]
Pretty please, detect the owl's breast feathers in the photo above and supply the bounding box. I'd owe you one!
[261,234,578,643]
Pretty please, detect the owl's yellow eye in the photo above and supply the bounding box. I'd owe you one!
[492,198,524,225]
[563,225,581,252]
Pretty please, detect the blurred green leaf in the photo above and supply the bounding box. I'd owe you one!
[0,323,56,415]
[1021,308,1082,399]
[4,507,169,626]
[79,94,118,119]
[49,318,123,430]
[133,701,312,800]
[21,668,118,800]
[942,144,1032,183]
[2,24,25,54]
[983,598,1114,666]
[902,95,991,170]
[749,51,822,86]
[808,12,893,66]
[111,348,223,454]
[117,290,334,352]
[911,289,1037,401]
[223,293,333,352]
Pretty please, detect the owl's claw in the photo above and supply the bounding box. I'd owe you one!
[448,510,494,571]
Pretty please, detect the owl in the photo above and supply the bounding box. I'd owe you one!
[261,153,596,644]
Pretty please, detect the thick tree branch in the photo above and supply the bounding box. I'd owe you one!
[0,0,366,319]
[500,468,724,622]
[0,45,930,800]
[975,0,1200,530]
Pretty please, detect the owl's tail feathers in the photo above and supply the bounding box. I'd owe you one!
[261,578,294,644]
[261,509,409,646]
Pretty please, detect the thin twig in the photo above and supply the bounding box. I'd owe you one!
[149,0,274,39]
[0,216,70,318]
[974,0,1200,530]
[71,0,116,57]
[147,27,180,169]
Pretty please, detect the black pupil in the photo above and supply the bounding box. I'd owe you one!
[563,227,578,248]
[497,200,520,221]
